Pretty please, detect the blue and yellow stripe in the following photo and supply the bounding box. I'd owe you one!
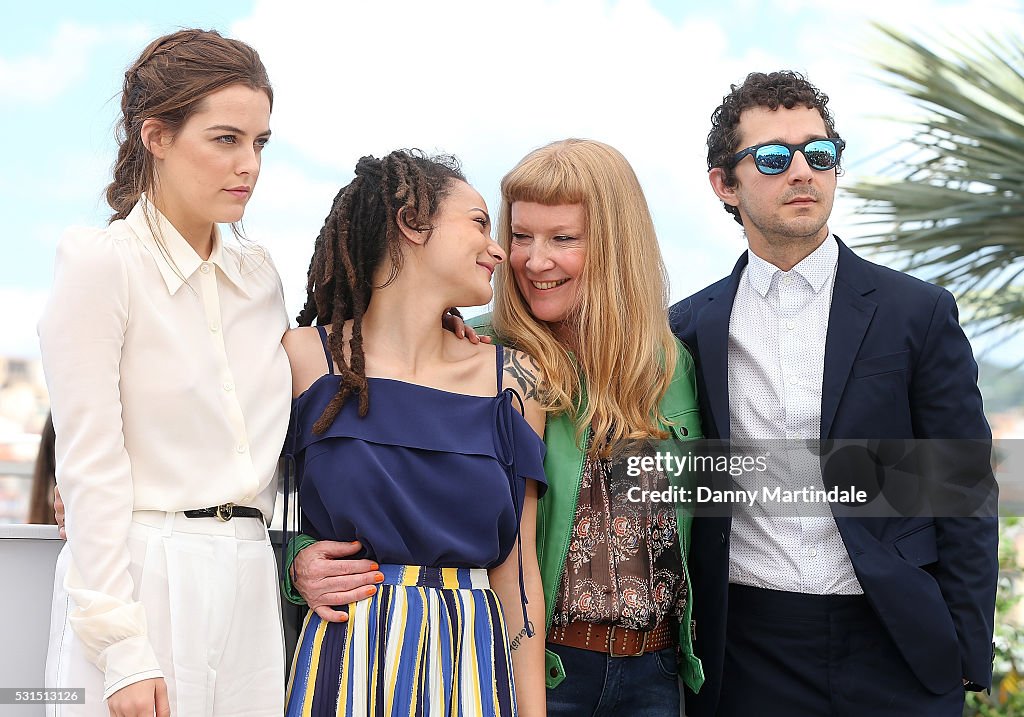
[285,564,516,717]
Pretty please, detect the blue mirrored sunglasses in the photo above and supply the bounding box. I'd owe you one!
[731,138,846,175]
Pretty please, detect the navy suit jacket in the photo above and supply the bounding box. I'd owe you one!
[669,239,997,716]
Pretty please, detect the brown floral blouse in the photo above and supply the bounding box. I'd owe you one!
[552,439,687,631]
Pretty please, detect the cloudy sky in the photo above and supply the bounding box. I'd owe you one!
[3,0,1022,361]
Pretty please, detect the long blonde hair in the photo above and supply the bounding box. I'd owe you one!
[493,139,678,456]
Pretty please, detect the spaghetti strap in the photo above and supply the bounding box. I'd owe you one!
[316,325,334,375]
[495,345,504,392]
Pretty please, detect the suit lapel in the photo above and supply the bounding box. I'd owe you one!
[820,240,877,438]
[696,254,747,440]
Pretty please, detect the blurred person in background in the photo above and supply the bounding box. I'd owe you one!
[27,412,56,526]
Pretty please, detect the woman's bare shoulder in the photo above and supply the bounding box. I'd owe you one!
[282,325,321,356]
[283,326,333,397]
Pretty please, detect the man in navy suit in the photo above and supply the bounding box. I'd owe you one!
[669,71,997,716]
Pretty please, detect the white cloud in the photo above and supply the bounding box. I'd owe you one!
[238,0,718,162]
[234,1,1024,311]
[234,0,753,173]
[241,162,349,314]
[8,1,1019,367]
[231,0,1024,317]
[8,2,1021,368]
[228,0,793,308]
[7,1,999,327]
[0,22,147,104]
[0,288,49,358]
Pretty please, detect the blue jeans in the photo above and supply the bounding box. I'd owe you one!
[545,642,682,716]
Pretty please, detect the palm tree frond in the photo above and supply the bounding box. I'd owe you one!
[849,24,1024,335]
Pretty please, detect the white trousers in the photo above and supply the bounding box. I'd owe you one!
[46,511,285,717]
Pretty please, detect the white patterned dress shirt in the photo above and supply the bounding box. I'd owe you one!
[726,235,863,594]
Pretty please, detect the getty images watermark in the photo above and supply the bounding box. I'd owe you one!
[617,439,1004,518]
[626,449,870,507]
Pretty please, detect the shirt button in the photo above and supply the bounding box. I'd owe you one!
[200,263,211,274]
[807,547,817,557]
[789,376,799,385]
[786,321,796,330]
[236,443,247,454]
[210,323,220,333]
[223,382,234,392]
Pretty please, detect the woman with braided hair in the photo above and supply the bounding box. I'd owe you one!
[40,29,291,716]
[281,150,548,716]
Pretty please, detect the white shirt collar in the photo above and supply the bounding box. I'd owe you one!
[124,196,250,297]
[745,235,839,298]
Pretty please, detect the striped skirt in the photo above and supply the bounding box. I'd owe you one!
[286,564,517,717]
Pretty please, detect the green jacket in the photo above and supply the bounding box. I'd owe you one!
[469,314,705,692]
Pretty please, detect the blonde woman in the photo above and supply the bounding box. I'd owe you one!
[476,139,703,716]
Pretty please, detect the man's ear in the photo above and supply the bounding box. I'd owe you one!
[140,118,171,160]
[396,207,429,246]
[709,168,740,208]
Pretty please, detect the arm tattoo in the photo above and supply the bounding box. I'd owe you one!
[503,349,542,402]
[509,621,535,651]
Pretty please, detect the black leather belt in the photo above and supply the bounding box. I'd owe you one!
[183,503,263,522]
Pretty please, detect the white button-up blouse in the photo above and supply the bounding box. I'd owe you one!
[38,198,291,695]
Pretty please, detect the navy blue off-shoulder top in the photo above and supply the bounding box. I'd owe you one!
[286,336,547,573]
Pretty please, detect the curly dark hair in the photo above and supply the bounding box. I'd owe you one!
[296,149,465,433]
[707,71,840,225]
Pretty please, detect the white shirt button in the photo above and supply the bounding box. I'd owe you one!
[807,547,817,557]
[200,263,211,274]
[786,320,796,330]
[223,382,234,392]
[789,376,799,385]
[236,443,247,454]
[210,323,220,333]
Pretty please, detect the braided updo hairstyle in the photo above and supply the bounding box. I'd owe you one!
[106,28,272,223]
[297,150,465,433]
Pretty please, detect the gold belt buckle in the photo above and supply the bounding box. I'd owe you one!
[215,503,234,521]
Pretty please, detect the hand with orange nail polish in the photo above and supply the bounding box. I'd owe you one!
[291,540,381,623]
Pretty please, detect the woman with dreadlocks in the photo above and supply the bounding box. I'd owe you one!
[281,150,548,716]
[39,29,290,716]
[288,141,704,716]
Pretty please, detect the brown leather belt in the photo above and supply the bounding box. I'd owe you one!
[547,620,674,657]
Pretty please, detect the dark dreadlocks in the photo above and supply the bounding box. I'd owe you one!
[296,149,465,434]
